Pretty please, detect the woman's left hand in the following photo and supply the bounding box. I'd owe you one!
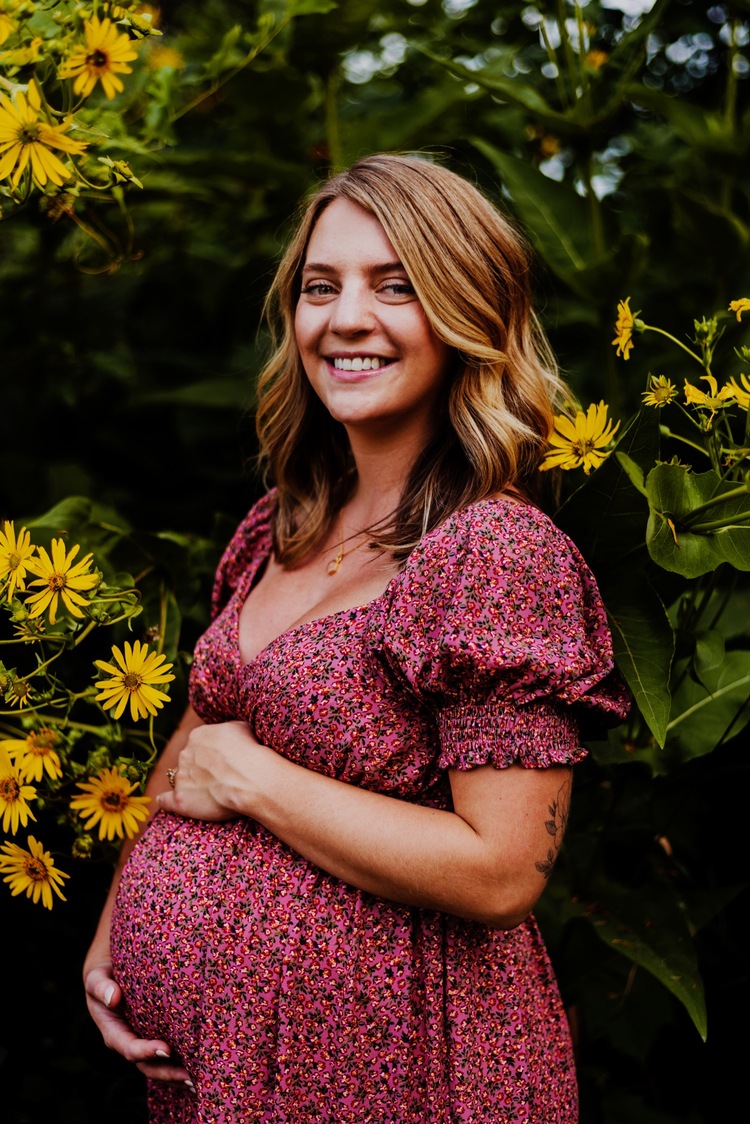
[156,720,262,821]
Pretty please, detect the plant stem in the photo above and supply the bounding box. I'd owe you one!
[325,68,343,170]
[557,0,579,105]
[642,324,703,366]
[681,483,750,526]
[539,17,570,109]
[658,428,708,457]
[170,15,293,123]
[688,510,750,534]
[724,18,739,131]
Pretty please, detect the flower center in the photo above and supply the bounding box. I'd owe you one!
[0,777,20,801]
[7,552,21,571]
[28,728,59,755]
[102,790,127,812]
[12,680,32,703]
[123,672,142,691]
[87,49,109,70]
[48,572,67,591]
[18,124,40,146]
[574,439,595,457]
[25,857,48,883]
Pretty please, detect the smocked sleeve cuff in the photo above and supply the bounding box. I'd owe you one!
[436,699,587,771]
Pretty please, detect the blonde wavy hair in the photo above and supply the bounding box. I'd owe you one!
[255,153,567,565]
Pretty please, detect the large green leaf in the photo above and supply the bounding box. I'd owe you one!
[563,881,707,1040]
[605,576,673,747]
[667,650,750,758]
[645,465,750,577]
[470,141,597,284]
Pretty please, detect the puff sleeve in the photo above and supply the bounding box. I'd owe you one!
[372,500,629,772]
[210,491,277,619]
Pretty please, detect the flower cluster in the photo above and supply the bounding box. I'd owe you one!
[0,519,176,907]
[0,0,304,264]
[0,2,161,208]
[542,296,750,477]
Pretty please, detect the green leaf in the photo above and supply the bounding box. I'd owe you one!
[627,85,747,156]
[133,378,253,409]
[565,882,707,1040]
[693,629,725,676]
[420,49,563,122]
[644,465,750,577]
[286,0,338,13]
[471,140,594,278]
[667,650,750,758]
[26,497,94,533]
[605,576,673,747]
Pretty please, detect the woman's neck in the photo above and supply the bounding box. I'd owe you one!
[344,447,415,530]
[343,423,430,528]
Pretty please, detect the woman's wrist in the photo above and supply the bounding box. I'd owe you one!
[213,736,281,821]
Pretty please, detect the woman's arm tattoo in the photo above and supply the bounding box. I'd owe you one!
[535,774,572,880]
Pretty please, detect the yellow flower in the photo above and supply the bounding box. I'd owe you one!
[541,402,621,475]
[94,640,175,721]
[727,373,750,412]
[0,521,35,602]
[612,297,639,361]
[586,49,609,70]
[0,82,88,190]
[70,766,151,840]
[0,835,69,909]
[59,16,139,100]
[0,746,36,834]
[0,14,16,46]
[683,374,736,422]
[0,35,43,67]
[1,728,63,783]
[642,375,678,408]
[24,538,98,625]
[6,677,33,709]
[728,298,750,322]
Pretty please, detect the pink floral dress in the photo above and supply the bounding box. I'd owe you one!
[110,494,628,1123]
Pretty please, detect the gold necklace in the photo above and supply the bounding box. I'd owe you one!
[326,515,366,575]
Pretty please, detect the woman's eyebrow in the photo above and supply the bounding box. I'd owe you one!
[300,260,407,275]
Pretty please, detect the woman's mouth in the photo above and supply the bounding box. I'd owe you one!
[331,356,394,372]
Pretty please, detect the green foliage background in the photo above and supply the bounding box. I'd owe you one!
[1,1,749,1120]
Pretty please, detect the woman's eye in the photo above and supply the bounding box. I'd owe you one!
[379,281,415,298]
[300,282,336,297]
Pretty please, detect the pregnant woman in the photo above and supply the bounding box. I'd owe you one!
[83,153,628,1123]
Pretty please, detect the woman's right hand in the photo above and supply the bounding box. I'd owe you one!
[84,960,191,1085]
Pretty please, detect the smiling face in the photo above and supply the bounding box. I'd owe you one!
[294,197,453,448]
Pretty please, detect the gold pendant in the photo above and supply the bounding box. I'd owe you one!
[326,554,342,576]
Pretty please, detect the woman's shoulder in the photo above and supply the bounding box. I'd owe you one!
[407,495,582,578]
[379,494,603,638]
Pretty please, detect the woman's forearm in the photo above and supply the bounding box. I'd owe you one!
[228,748,515,924]
[168,725,571,929]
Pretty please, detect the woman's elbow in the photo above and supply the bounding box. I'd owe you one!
[463,873,546,930]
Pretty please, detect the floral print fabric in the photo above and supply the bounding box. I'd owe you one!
[110,494,628,1123]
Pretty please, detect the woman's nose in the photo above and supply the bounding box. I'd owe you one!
[328,284,375,335]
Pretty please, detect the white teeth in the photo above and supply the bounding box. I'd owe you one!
[333,357,386,371]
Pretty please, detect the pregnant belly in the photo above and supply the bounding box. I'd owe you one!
[110,810,328,1059]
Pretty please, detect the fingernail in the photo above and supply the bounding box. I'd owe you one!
[184,1079,195,1090]
[155,1049,169,1058]
[104,985,115,1007]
